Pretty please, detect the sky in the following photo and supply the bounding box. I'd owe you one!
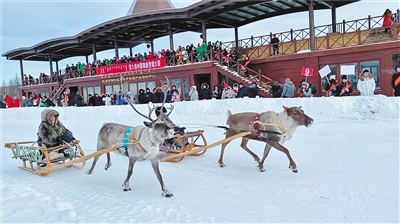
[1,0,399,84]
[1,96,399,223]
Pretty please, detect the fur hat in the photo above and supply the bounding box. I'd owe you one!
[341,75,347,80]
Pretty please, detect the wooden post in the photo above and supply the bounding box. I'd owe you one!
[258,70,262,86]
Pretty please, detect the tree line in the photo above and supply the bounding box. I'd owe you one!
[1,74,22,99]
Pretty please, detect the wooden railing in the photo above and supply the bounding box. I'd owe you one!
[242,23,400,59]
[222,15,384,49]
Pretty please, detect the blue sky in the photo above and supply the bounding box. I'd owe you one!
[1,0,399,83]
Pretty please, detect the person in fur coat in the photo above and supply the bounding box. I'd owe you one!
[37,109,75,148]
[188,85,199,101]
[357,69,376,96]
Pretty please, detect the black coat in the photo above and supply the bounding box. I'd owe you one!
[391,72,400,96]
[199,88,212,100]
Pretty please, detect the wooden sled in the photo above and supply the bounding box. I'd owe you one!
[160,131,252,162]
[160,130,208,163]
[4,140,86,176]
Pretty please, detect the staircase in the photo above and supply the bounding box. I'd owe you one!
[49,83,66,101]
[213,62,272,97]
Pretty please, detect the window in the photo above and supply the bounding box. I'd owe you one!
[94,86,101,94]
[172,79,182,95]
[129,83,138,103]
[138,82,146,91]
[82,87,88,104]
[113,85,120,93]
[340,63,358,87]
[105,85,112,94]
[183,78,189,99]
[147,81,155,91]
[320,65,337,92]
[360,61,380,89]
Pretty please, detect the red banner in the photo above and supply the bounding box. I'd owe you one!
[301,67,314,77]
[96,58,167,75]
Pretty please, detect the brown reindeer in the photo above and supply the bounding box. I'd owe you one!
[218,106,314,173]
[86,82,176,197]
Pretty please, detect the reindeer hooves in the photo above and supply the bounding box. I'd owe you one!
[289,165,298,173]
[104,163,112,170]
[219,163,226,168]
[123,188,132,192]
[259,168,266,172]
[86,170,93,175]
[162,192,174,197]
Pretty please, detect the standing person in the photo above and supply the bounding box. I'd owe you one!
[271,34,280,55]
[338,75,353,97]
[391,65,400,96]
[281,78,295,98]
[382,9,392,33]
[357,69,376,96]
[199,83,212,100]
[188,86,199,101]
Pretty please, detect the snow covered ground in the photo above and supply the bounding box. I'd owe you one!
[1,96,399,223]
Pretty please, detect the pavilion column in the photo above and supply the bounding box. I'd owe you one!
[150,39,154,53]
[168,23,174,50]
[234,27,239,48]
[331,3,337,33]
[114,36,119,58]
[201,20,207,43]
[85,55,89,64]
[92,45,97,62]
[129,47,133,56]
[308,0,315,51]
[49,53,54,77]
[56,61,59,74]
[19,60,24,84]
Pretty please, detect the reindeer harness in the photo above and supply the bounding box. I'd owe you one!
[120,127,147,156]
[251,112,287,140]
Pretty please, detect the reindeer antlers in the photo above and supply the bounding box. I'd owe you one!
[122,77,171,123]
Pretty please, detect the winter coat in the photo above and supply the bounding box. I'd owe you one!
[357,76,376,96]
[338,81,353,96]
[172,93,181,102]
[118,94,125,105]
[37,109,67,147]
[299,82,313,97]
[74,93,84,106]
[103,95,112,106]
[221,87,236,99]
[281,81,295,98]
[13,98,20,107]
[391,71,400,96]
[212,86,222,99]
[269,83,282,98]
[236,87,248,98]
[247,84,260,98]
[138,90,146,104]
[189,86,199,101]
[383,12,392,27]
[199,83,212,100]
[4,96,13,108]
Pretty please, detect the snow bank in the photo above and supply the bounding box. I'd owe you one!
[3,96,399,124]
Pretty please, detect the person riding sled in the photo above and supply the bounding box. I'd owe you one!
[37,109,76,160]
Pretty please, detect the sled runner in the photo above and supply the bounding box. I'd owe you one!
[4,140,86,176]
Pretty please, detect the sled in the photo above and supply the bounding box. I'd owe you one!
[160,131,252,162]
[160,130,208,163]
[4,140,86,176]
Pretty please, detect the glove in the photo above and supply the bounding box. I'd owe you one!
[56,137,63,145]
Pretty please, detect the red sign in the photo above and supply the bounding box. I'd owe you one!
[301,67,314,77]
[96,58,167,75]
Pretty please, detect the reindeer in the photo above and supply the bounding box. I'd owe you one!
[86,83,175,197]
[218,106,314,173]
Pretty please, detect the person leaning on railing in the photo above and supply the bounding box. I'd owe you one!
[391,65,400,96]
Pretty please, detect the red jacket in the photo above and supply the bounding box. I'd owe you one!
[383,13,392,27]
[4,96,13,108]
[13,98,20,107]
